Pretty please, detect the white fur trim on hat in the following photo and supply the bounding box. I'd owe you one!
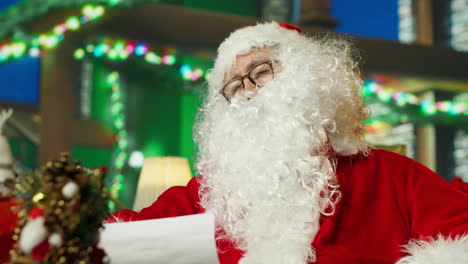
[396,234,468,264]
[209,22,302,96]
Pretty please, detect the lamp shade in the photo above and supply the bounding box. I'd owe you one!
[133,157,192,211]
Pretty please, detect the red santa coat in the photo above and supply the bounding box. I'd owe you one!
[110,150,468,264]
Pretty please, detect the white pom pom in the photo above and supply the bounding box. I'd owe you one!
[62,181,79,199]
[19,217,47,254]
[48,233,62,246]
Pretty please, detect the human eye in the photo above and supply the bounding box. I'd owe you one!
[251,63,273,84]
[224,80,243,97]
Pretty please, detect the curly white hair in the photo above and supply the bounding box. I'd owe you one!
[194,22,369,263]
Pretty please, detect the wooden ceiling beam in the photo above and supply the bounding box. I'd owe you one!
[27,3,468,82]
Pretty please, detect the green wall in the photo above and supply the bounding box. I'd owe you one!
[180,93,204,176]
[9,138,36,170]
[72,146,113,169]
[80,56,209,208]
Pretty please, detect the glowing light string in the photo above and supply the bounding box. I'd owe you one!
[0,0,158,39]
[106,71,128,209]
[363,81,467,116]
[0,4,106,63]
[74,39,210,82]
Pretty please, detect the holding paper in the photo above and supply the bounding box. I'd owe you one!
[104,21,468,264]
[100,213,219,264]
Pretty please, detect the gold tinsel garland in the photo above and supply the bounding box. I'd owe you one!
[9,153,109,264]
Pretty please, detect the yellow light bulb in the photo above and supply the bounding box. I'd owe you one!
[32,192,45,204]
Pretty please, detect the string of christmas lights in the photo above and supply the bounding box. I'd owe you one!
[106,71,128,210]
[0,0,158,39]
[0,4,106,63]
[74,39,211,82]
[363,81,467,116]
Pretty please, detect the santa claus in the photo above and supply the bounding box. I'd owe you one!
[110,22,468,264]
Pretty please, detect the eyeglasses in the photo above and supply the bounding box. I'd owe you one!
[219,60,275,102]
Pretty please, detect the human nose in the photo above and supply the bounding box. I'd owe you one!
[242,76,258,93]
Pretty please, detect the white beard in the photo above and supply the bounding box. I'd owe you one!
[195,67,341,263]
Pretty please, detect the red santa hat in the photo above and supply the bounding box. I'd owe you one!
[209,22,304,96]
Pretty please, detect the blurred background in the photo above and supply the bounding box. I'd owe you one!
[0,0,467,210]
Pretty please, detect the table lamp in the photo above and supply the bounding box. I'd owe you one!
[133,157,192,211]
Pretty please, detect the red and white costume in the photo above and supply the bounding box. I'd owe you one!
[111,149,468,264]
[109,22,467,263]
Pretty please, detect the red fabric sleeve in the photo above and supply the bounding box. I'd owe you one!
[105,177,246,263]
[106,177,203,223]
[450,177,468,194]
[105,177,244,263]
[405,160,468,240]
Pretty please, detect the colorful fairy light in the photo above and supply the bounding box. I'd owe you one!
[124,42,135,54]
[73,48,85,60]
[134,44,149,56]
[28,46,41,57]
[376,89,392,102]
[107,50,118,60]
[11,42,27,57]
[128,151,144,168]
[0,4,107,64]
[161,55,176,65]
[106,71,129,209]
[452,104,466,114]
[109,0,121,5]
[119,50,129,60]
[74,38,210,82]
[180,64,204,81]
[204,71,212,81]
[66,17,81,30]
[421,100,437,115]
[144,52,161,64]
[83,5,105,20]
[437,101,451,112]
[364,80,467,117]
[93,44,106,57]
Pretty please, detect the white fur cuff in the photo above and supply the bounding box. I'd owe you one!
[396,234,468,264]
